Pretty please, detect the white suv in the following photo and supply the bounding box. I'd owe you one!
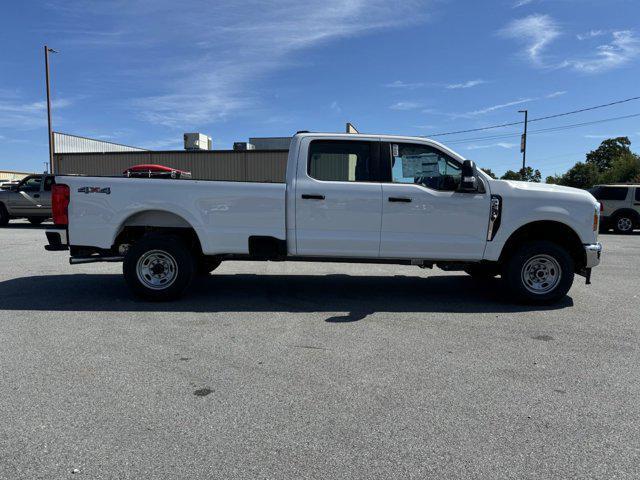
[590,184,640,234]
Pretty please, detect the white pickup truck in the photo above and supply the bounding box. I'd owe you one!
[45,132,602,303]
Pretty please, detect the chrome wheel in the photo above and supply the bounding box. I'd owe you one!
[136,250,178,290]
[521,254,562,295]
[616,216,633,232]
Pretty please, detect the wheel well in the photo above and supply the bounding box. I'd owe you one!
[499,221,585,270]
[611,208,640,223]
[113,210,203,256]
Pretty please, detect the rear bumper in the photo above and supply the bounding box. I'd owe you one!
[584,243,602,268]
[45,228,68,251]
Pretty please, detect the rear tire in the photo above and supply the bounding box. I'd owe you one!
[613,214,634,234]
[0,204,8,227]
[28,217,45,225]
[502,240,574,304]
[123,235,195,301]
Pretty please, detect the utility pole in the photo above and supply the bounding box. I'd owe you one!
[518,109,528,171]
[44,46,58,173]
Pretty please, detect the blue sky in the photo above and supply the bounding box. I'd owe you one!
[1,0,639,178]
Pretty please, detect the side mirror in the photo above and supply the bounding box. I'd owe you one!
[459,160,478,191]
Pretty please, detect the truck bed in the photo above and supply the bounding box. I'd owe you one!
[59,176,286,255]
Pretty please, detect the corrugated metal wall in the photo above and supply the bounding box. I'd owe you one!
[53,132,147,153]
[53,150,289,182]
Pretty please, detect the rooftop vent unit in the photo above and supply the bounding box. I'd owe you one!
[184,133,212,151]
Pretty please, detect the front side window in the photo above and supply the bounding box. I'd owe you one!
[19,176,42,192]
[391,143,461,191]
[308,140,371,182]
[635,188,640,202]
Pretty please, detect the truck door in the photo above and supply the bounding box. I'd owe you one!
[294,139,383,257]
[9,175,44,216]
[380,142,490,260]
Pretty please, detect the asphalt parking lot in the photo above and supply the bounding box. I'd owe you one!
[0,221,638,479]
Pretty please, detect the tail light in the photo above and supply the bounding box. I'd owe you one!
[52,184,70,225]
[599,202,604,212]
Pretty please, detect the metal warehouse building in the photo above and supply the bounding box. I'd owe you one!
[52,132,289,182]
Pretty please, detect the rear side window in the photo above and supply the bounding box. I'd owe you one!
[308,140,372,182]
[593,187,629,201]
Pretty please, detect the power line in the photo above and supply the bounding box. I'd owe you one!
[427,96,640,137]
[445,112,640,145]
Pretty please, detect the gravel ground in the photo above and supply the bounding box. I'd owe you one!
[0,221,638,479]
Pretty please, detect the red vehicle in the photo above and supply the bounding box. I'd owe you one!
[123,164,192,179]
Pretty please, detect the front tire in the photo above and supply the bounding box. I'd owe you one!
[502,240,574,304]
[123,235,195,301]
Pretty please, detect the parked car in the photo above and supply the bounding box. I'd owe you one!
[590,184,640,234]
[45,132,602,304]
[123,164,192,179]
[0,174,54,226]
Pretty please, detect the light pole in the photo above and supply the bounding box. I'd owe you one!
[518,109,528,171]
[44,45,58,173]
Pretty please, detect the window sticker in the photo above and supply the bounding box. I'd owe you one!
[402,155,439,178]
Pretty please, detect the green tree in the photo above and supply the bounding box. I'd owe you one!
[480,168,497,179]
[519,166,541,183]
[501,170,521,180]
[557,162,599,189]
[545,175,561,184]
[597,151,640,184]
[500,167,541,182]
[586,137,631,172]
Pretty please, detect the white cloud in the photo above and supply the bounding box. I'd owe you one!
[576,30,605,41]
[390,101,422,111]
[513,0,535,8]
[501,16,640,74]
[467,142,517,150]
[568,30,640,73]
[330,101,342,113]
[500,14,561,66]
[0,97,72,129]
[454,97,533,118]
[50,0,431,127]
[546,90,567,98]
[383,80,427,89]
[446,79,487,89]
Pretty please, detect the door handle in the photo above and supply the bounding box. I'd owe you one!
[388,197,412,203]
[33,194,40,198]
[301,194,325,200]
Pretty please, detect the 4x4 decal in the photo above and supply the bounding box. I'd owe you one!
[78,186,111,194]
